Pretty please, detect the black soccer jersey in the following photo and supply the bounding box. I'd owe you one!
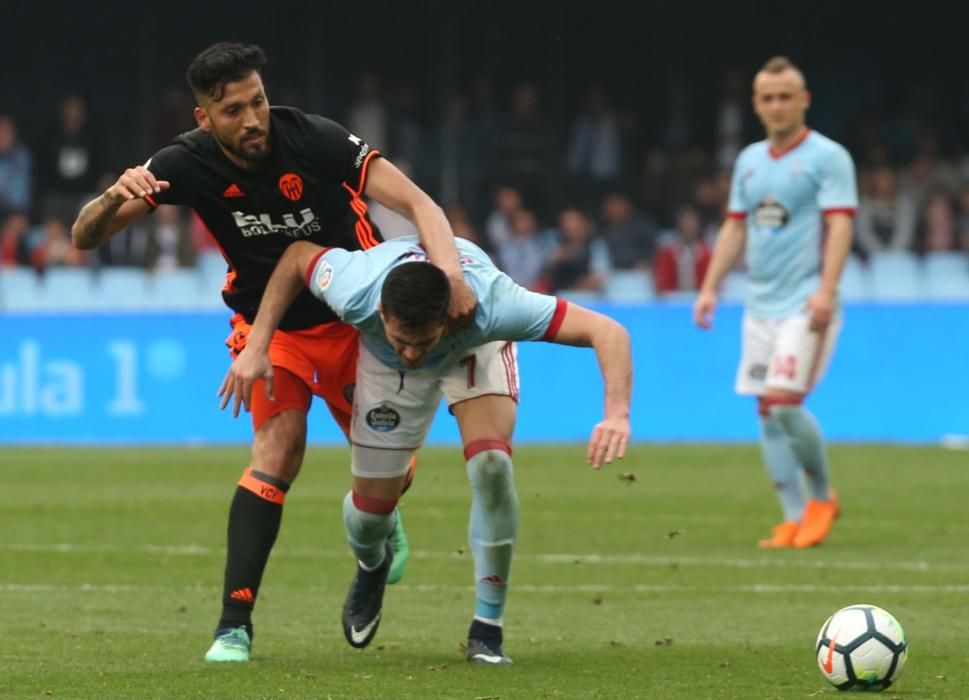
[144,106,384,330]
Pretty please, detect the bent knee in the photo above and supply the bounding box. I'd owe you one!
[465,439,514,486]
[757,394,803,417]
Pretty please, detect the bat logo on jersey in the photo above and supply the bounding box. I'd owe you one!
[365,404,400,432]
[231,208,322,238]
[278,173,304,201]
[752,197,790,229]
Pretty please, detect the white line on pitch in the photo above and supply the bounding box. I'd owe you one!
[3,582,969,594]
[4,542,969,573]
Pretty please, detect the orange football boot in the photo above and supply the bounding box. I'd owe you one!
[758,521,800,549]
[792,491,840,548]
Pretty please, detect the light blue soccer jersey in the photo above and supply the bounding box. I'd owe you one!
[727,129,857,318]
[305,236,564,370]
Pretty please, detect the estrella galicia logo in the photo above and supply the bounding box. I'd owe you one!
[752,197,790,229]
[366,404,400,432]
[749,363,768,380]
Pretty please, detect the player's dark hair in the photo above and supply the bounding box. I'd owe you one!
[186,42,267,101]
[381,262,451,330]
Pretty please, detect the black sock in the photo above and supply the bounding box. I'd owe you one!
[469,618,503,646]
[216,470,290,638]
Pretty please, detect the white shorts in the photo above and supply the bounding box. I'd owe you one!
[349,339,519,476]
[734,312,842,396]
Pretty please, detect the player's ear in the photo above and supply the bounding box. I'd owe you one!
[194,106,210,132]
[377,303,386,324]
[802,89,812,111]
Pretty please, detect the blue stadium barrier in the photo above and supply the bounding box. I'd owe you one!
[0,303,967,444]
[869,251,925,301]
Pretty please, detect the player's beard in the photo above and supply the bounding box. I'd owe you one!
[218,129,272,169]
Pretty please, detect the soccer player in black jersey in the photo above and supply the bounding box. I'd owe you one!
[71,42,476,662]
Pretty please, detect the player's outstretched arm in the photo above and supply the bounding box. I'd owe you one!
[693,217,747,329]
[71,166,168,249]
[363,157,477,328]
[218,240,323,416]
[549,303,632,469]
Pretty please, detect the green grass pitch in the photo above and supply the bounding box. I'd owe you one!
[1,445,966,699]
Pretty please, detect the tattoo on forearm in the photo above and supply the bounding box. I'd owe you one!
[74,195,121,248]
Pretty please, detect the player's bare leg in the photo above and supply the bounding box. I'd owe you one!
[762,389,838,548]
[453,395,518,665]
[326,398,412,584]
[206,405,307,662]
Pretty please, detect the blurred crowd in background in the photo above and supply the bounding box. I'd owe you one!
[3,70,969,301]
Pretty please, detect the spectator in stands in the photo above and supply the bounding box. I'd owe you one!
[443,203,483,247]
[856,165,917,258]
[692,174,725,239]
[544,207,608,293]
[37,96,101,225]
[28,214,84,270]
[0,212,30,266]
[495,207,552,291]
[899,131,959,208]
[388,80,426,184]
[956,184,969,252]
[566,86,622,211]
[916,190,960,255]
[151,88,196,149]
[145,204,196,270]
[465,78,502,222]
[599,192,657,270]
[348,71,387,151]
[0,115,32,224]
[653,205,711,294]
[493,83,559,218]
[714,69,747,170]
[484,184,523,250]
[438,96,477,210]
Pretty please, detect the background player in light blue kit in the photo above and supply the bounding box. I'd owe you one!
[693,56,857,549]
[221,235,632,663]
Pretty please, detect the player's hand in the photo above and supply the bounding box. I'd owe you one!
[446,276,478,330]
[807,288,836,332]
[693,290,718,330]
[218,348,275,418]
[587,416,630,469]
[104,166,170,204]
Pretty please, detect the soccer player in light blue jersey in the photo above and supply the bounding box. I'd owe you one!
[220,235,632,664]
[694,56,856,549]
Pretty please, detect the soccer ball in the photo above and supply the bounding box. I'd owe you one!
[816,604,907,691]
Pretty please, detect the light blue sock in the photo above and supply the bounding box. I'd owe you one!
[773,405,830,501]
[342,492,396,570]
[759,413,807,522]
[466,447,519,624]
